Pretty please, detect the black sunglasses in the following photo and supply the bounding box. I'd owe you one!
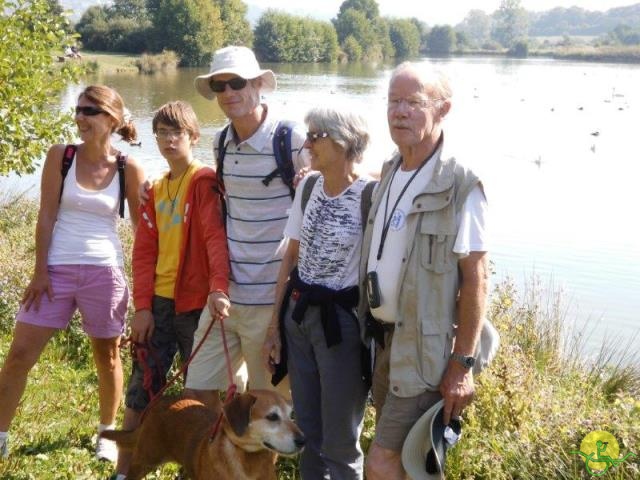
[75,106,106,116]
[306,131,330,143]
[209,77,248,93]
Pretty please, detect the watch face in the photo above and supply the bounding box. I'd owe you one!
[453,354,475,369]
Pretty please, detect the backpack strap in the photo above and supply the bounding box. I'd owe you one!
[360,180,377,233]
[116,152,127,218]
[263,121,296,199]
[216,124,231,185]
[59,144,77,202]
[214,124,231,229]
[300,173,321,213]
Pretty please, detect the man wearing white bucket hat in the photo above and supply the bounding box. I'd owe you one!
[358,61,498,479]
[185,46,308,410]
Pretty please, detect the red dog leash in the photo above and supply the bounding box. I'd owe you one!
[208,315,238,440]
[128,308,236,423]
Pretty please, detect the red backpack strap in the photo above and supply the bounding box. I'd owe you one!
[59,144,77,203]
[116,152,127,218]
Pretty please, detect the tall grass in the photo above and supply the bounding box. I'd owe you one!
[135,51,180,75]
[0,195,638,479]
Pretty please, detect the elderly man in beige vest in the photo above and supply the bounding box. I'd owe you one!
[359,62,490,479]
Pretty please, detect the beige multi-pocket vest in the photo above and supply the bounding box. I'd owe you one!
[358,150,481,397]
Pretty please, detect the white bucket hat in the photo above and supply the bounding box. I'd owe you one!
[401,399,462,480]
[194,46,276,100]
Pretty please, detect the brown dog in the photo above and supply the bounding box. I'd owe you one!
[101,390,305,479]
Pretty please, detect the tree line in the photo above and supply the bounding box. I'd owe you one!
[454,1,640,51]
[73,0,640,66]
[70,0,530,64]
[74,0,427,65]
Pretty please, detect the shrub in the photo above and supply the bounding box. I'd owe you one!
[135,50,180,74]
[446,278,640,479]
[509,40,529,57]
[342,35,363,61]
[481,39,503,51]
[0,194,37,333]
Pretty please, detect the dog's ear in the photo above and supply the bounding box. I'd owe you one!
[223,392,257,437]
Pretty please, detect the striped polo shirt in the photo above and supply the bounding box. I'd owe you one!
[214,108,308,306]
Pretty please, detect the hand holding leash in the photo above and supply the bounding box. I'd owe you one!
[131,309,154,344]
[262,318,281,374]
[208,291,230,321]
[138,178,152,204]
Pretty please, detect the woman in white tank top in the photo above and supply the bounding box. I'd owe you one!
[0,85,145,463]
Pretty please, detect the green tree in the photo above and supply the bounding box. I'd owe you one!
[409,17,430,53]
[334,8,382,60]
[334,0,393,61]
[610,24,640,45]
[374,17,394,60]
[387,18,420,58]
[76,5,110,50]
[492,0,529,48]
[427,25,456,54]
[508,39,529,57]
[152,0,224,66]
[455,30,471,49]
[342,35,363,61]
[76,0,152,53]
[254,10,337,62]
[215,0,253,47]
[0,0,84,176]
[110,0,148,20]
[337,0,379,21]
[457,9,492,48]
[317,22,339,62]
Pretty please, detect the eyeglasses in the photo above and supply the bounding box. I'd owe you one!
[75,106,106,116]
[306,131,330,143]
[209,77,248,93]
[154,129,188,140]
[387,97,437,111]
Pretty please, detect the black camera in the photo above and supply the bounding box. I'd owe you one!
[366,271,382,309]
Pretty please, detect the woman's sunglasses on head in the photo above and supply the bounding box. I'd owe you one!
[209,77,248,93]
[75,106,106,116]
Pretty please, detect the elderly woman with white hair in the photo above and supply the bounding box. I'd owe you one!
[263,107,374,480]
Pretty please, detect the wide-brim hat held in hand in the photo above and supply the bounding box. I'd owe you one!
[194,45,276,100]
[401,399,462,480]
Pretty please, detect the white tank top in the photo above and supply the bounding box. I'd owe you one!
[48,158,124,266]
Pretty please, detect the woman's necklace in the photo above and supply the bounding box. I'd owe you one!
[166,163,192,214]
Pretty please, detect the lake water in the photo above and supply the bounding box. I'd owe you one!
[3,57,639,359]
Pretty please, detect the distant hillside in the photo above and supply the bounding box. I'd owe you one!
[530,3,640,36]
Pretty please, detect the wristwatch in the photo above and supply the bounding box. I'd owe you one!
[450,352,476,369]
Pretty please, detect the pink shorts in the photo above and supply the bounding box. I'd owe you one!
[16,265,129,338]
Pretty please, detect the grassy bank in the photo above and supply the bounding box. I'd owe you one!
[545,45,640,63]
[0,195,638,479]
[78,51,140,75]
[439,45,640,64]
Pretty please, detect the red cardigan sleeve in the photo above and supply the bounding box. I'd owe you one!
[194,174,230,296]
[132,192,159,311]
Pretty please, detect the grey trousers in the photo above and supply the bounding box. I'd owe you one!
[284,300,368,480]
